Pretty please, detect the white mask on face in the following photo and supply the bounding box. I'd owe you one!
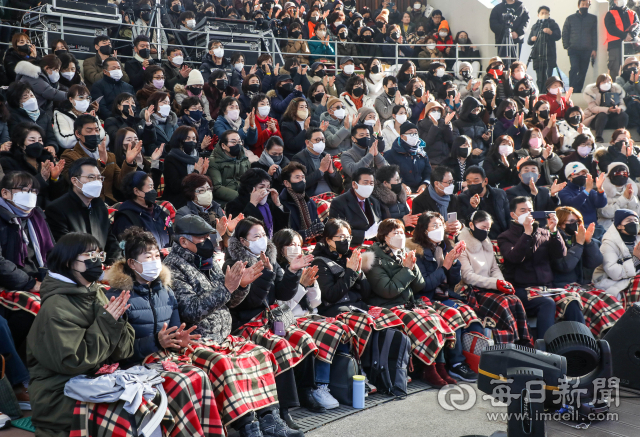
[600,82,612,91]
[316,30,326,38]
[108,68,123,81]
[74,99,91,113]
[22,97,39,112]
[364,119,376,126]
[616,0,625,7]
[61,71,75,81]
[388,234,406,249]
[234,63,244,72]
[259,193,268,205]
[312,141,326,154]
[186,19,196,28]
[334,20,343,26]
[513,71,524,81]
[577,145,592,157]
[197,190,213,206]
[404,133,420,146]
[517,212,530,224]
[227,109,240,120]
[248,236,268,255]
[343,64,355,74]
[439,31,448,38]
[213,48,225,58]
[436,68,445,77]
[395,114,407,124]
[414,2,421,9]
[333,108,346,119]
[172,55,184,65]
[548,87,560,95]
[499,145,513,156]
[428,227,445,243]
[79,180,103,198]
[158,104,171,117]
[12,192,37,211]
[426,43,436,51]
[285,245,302,262]
[442,183,455,195]
[135,259,162,281]
[430,111,441,121]
[48,71,60,83]
[355,182,374,198]
[258,105,271,117]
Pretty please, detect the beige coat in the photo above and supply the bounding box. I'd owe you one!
[583,82,627,126]
[597,162,640,230]
[458,227,504,290]
[282,40,311,65]
[592,223,638,299]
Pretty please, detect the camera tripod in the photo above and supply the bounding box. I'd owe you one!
[527,19,558,92]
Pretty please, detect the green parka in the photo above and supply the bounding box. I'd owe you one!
[207,144,251,204]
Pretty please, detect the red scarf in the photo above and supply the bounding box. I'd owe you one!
[350,94,364,110]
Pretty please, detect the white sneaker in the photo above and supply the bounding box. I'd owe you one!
[311,384,340,409]
[0,412,10,429]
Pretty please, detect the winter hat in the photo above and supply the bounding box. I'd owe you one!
[486,56,504,71]
[400,122,418,135]
[624,56,639,68]
[186,69,204,86]
[284,2,296,10]
[326,95,342,110]
[357,106,376,123]
[564,161,588,180]
[614,209,638,227]
[336,24,348,33]
[544,75,564,91]
[438,20,450,32]
[375,9,389,23]
[456,61,473,76]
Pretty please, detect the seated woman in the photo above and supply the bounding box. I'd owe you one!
[560,133,598,182]
[436,81,460,120]
[213,96,258,153]
[279,162,324,243]
[141,91,178,155]
[4,33,41,84]
[57,53,83,92]
[163,126,210,209]
[280,97,311,159]
[321,96,353,155]
[225,168,289,239]
[15,54,67,115]
[104,92,156,148]
[239,74,262,116]
[308,22,335,63]
[404,77,430,124]
[516,127,563,187]
[53,84,105,150]
[136,65,169,109]
[339,76,373,119]
[597,128,640,178]
[482,135,520,188]
[306,81,330,127]
[584,74,629,143]
[26,232,135,437]
[204,69,239,120]
[598,163,640,230]
[553,206,602,288]
[556,106,592,157]
[371,164,415,226]
[443,135,478,190]
[112,127,163,200]
[525,100,561,148]
[229,52,248,90]
[252,136,290,194]
[249,93,282,158]
[111,171,172,248]
[417,101,452,165]
[174,69,211,120]
[363,57,387,99]
[493,98,527,150]
[177,97,213,155]
[381,105,409,153]
[457,210,532,345]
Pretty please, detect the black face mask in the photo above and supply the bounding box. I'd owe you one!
[290,30,301,38]
[362,34,373,42]
[216,79,229,91]
[390,183,403,194]
[17,44,31,54]
[516,88,532,97]
[76,259,103,283]
[314,92,325,102]
[415,88,424,97]
[206,10,215,16]
[171,4,180,12]
[572,175,587,187]
[290,180,306,193]
[82,134,101,151]
[183,141,197,155]
[289,66,298,76]
[54,49,68,56]
[339,33,348,40]
[579,7,589,14]
[624,222,639,237]
[387,86,398,97]
[279,83,294,96]
[470,226,488,242]
[610,174,628,186]
[334,239,350,255]
[417,30,425,36]
[468,113,480,122]
[122,104,137,116]
[356,136,373,150]
[564,222,578,237]
[247,83,261,93]
[504,109,516,120]
[315,69,327,78]
[376,21,385,28]
[371,65,381,74]
[139,48,150,58]
[467,182,484,196]
[25,142,44,158]
[461,71,471,81]
[195,238,215,259]
[186,86,201,96]
[482,91,495,102]
[352,87,364,98]
[615,140,629,152]
[457,147,470,158]
[227,144,241,157]
[144,189,158,205]
[568,115,581,126]
[538,110,550,119]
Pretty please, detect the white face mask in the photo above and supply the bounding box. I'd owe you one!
[388,234,406,249]
[22,97,39,112]
[428,227,445,243]
[186,19,196,28]
[443,184,455,195]
[172,55,184,65]
[513,71,524,81]
[414,2,421,9]
[499,145,513,156]
[258,105,271,117]
[109,69,123,81]
[616,0,625,7]
[316,30,326,38]
[436,68,445,77]
[600,82,612,92]
[334,20,343,26]
[312,141,326,154]
[395,114,407,124]
[259,193,269,205]
[61,71,75,81]
[343,64,355,75]
[333,108,346,119]
[285,245,302,262]
[197,190,213,206]
[234,63,244,72]
[48,71,60,83]
[404,133,420,146]
[135,259,162,281]
[79,180,103,198]
[227,109,240,121]
[74,99,91,113]
[364,119,376,126]
[426,43,436,51]
[517,212,530,224]
[158,104,171,117]
[355,182,374,198]
[439,31,448,38]
[248,236,268,255]
[12,192,37,211]
[213,48,225,58]
[430,111,441,121]
[548,87,560,95]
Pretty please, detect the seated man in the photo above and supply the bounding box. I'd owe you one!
[411,165,461,235]
[340,124,388,179]
[559,162,607,231]
[291,127,343,197]
[90,57,135,120]
[384,122,431,195]
[162,46,190,93]
[208,130,251,206]
[124,35,156,93]
[279,161,324,243]
[45,157,121,264]
[457,165,511,239]
[329,167,382,246]
[506,159,563,211]
[497,196,584,339]
[61,114,137,205]
[82,35,129,89]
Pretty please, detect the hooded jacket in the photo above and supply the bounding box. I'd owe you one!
[417,101,454,165]
[384,136,431,192]
[552,228,603,288]
[598,162,640,229]
[15,61,67,114]
[207,142,251,204]
[592,224,639,298]
[457,226,504,290]
[557,180,608,226]
[452,97,490,160]
[27,276,135,436]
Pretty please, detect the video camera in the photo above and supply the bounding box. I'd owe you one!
[502,7,517,29]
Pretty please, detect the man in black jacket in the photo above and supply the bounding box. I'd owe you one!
[162,46,191,93]
[562,0,598,92]
[527,6,562,93]
[90,58,135,120]
[457,165,511,239]
[291,128,343,197]
[328,167,381,246]
[506,159,562,214]
[489,0,530,64]
[604,0,640,80]
[124,35,156,93]
[45,158,121,264]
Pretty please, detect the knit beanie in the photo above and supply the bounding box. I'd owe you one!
[400,122,418,135]
[614,209,638,227]
[326,96,342,111]
[357,106,376,123]
[186,70,204,86]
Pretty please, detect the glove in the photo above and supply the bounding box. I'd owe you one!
[364,222,379,240]
[497,280,515,295]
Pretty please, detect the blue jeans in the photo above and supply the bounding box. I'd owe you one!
[440,299,484,366]
[314,343,350,384]
[0,315,30,386]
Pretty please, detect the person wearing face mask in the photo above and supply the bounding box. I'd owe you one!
[267,74,304,123]
[537,76,574,123]
[239,73,263,115]
[340,124,388,178]
[418,38,444,73]
[291,128,343,196]
[82,35,130,90]
[598,163,640,230]
[163,126,209,208]
[436,81,461,119]
[527,6,561,93]
[4,33,41,84]
[339,76,374,119]
[356,27,383,60]
[162,0,184,28]
[505,160,562,224]
[208,130,252,205]
[252,136,290,192]
[432,21,455,69]
[453,31,481,73]
[308,23,338,64]
[334,56,357,95]
[598,128,640,179]
[53,84,105,150]
[452,96,491,162]
[524,100,560,147]
[410,166,457,219]
[489,0,530,62]
[604,0,640,82]
[177,97,214,154]
[616,57,640,134]
[361,58,386,98]
[490,101,526,154]
[480,57,514,106]
[483,135,519,188]
[213,96,258,151]
[516,127,562,184]
[125,35,162,93]
[457,210,533,346]
[131,10,168,64]
[560,133,598,183]
[56,53,83,93]
[453,62,481,101]
[443,136,478,192]
[385,122,431,195]
[244,93,281,156]
[306,80,332,126]
[558,162,607,230]
[15,54,68,116]
[371,164,417,227]
[583,73,629,143]
[174,70,212,121]
[199,40,232,83]
[136,65,169,110]
[282,23,311,66]
[375,76,411,125]
[161,47,192,93]
[562,1,598,93]
[26,232,135,437]
[335,24,359,60]
[90,58,136,120]
[556,106,592,155]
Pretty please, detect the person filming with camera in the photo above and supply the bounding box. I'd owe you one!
[527,6,561,93]
[490,0,530,64]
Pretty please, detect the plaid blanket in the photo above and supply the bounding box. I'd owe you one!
[310,192,337,222]
[234,308,318,374]
[335,307,405,357]
[490,240,504,267]
[431,299,481,331]
[620,275,640,310]
[296,314,358,363]
[563,283,625,338]
[188,337,279,426]
[458,285,532,345]
[0,290,41,315]
[526,287,583,320]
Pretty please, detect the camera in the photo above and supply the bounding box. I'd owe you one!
[502,7,516,28]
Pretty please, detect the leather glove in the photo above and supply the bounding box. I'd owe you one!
[497,280,515,295]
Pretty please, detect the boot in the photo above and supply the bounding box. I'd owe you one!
[436,363,457,385]
[421,364,448,388]
[298,388,326,413]
[259,408,305,437]
[238,421,264,437]
[280,408,299,430]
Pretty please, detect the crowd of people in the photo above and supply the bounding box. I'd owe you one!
[1,0,640,436]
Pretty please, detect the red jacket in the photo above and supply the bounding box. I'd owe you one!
[252,114,282,156]
[537,93,573,120]
[434,34,454,54]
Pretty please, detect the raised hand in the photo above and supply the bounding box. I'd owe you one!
[304,114,311,130]
[547,212,558,233]
[260,251,273,271]
[300,265,319,287]
[549,179,566,196]
[595,172,606,192]
[516,156,529,171]
[240,261,265,287]
[0,141,10,152]
[565,87,574,102]
[104,290,131,320]
[319,153,332,172]
[151,143,165,161]
[346,250,360,271]
[216,215,228,236]
[201,135,212,150]
[585,222,595,244]
[585,174,594,192]
[369,140,379,156]
[290,253,314,272]
[98,136,108,163]
[144,104,154,123]
[624,183,634,200]
[470,193,481,209]
[445,112,456,124]
[442,249,457,269]
[250,186,268,205]
[225,261,246,292]
[194,157,205,174]
[226,213,244,233]
[50,159,65,181]
[402,250,417,269]
[40,160,52,180]
[125,140,143,165]
[576,223,586,245]
[523,214,534,235]
[394,90,403,105]
[175,324,201,350]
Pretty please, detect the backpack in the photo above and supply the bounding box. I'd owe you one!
[366,328,411,397]
[328,351,359,405]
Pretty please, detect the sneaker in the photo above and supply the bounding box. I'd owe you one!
[14,385,31,411]
[298,388,326,413]
[0,412,10,430]
[365,381,377,395]
[239,421,264,437]
[448,363,478,382]
[279,409,299,430]
[311,385,339,409]
[259,408,305,437]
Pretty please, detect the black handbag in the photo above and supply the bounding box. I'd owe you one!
[328,351,359,405]
[267,303,295,335]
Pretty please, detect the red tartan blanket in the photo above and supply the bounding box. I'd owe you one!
[0,290,41,315]
[295,314,358,363]
[563,283,625,338]
[335,306,405,357]
[310,192,337,222]
[620,274,640,310]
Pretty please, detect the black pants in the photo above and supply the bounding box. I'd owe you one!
[592,111,629,139]
[515,287,585,339]
[275,354,317,410]
[535,64,556,95]
[0,306,35,362]
[568,48,592,93]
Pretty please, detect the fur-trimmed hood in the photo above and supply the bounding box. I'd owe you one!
[457,226,493,255]
[105,259,172,290]
[15,60,42,79]
[405,237,424,256]
[603,162,637,199]
[361,250,376,272]
[226,235,277,266]
[372,182,407,206]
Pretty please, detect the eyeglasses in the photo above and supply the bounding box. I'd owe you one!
[82,251,106,262]
[195,187,213,194]
[228,139,244,146]
[80,175,106,182]
[333,235,352,242]
[441,180,454,186]
[310,137,325,144]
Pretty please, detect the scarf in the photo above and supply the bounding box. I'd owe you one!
[134,53,148,64]
[25,108,40,122]
[152,112,167,124]
[257,202,274,238]
[286,188,312,230]
[256,113,270,131]
[434,245,444,268]
[167,148,199,174]
[379,242,404,265]
[400,137,419,155]
[80,142,100,160]
[257,151,282,178]
[351,93,364,110]
[0,198,54,268]
[499,116,514,131]
[428,184,449,217]
[225,114,243,131]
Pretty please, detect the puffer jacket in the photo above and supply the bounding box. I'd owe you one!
[320,111,352,154]
[15,61,67,114]
[384,136,432,192]
[597,163,640,230]
[3,47,40,83]
[207,141,251,204]
[339,92,375,120]
[27,276,135,437]
[381,119,400,153]
[557,180,608,226]
[164,242,250,343]
[212,115,258,146]
[417,101,454,165]
[111,200,173,248]
[583,82,627,126]
[266,88,304,122]
[592,224,638,299]
[361,242,425,308]
[457,227,504,290]
[452,97,490,161]
[598,144,640,179]
[552,228,603,288]
[407,238,461,301]
[53,109,107,149]
[105,261,179,365]
[174,83,211,119]
[282,39,310,65]
[561,10,598,52]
